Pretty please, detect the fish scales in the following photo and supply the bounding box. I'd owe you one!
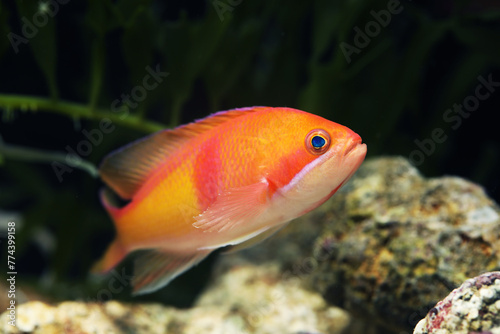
[93,106,367,294]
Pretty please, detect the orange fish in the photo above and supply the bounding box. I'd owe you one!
[93,107,367,294]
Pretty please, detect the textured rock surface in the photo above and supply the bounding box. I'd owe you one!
[414,271,500,334]
[230,157,500,333]
[1,156,498,333]
[0,262,349,334]
[303,157,500,332]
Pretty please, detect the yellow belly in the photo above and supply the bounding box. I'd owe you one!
[115,163,202,248]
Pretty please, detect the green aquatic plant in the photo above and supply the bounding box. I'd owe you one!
[0,134,99,178]
[0,94,164,133]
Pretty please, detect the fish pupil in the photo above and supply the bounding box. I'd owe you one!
[311,135,326,149]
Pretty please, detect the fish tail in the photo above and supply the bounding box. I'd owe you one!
[92,188,127,273]
[99,187,122,221]
[91,239,127,273]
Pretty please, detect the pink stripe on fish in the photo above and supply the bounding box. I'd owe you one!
[194,135,223,210]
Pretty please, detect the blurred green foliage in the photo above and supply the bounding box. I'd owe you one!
[0,0,499,307]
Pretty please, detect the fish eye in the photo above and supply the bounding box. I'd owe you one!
[305,129,331,155]
[311,136,326,148]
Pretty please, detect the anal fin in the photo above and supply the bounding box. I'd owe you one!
[131,248,212,295]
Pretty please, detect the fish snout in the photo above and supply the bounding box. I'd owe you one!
[343,132,364,157]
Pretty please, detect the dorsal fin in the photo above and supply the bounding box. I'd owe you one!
[99,107,266,199]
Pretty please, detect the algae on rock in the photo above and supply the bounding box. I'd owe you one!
[2,157,499,334]
[0,262,350,334]
[304,157,500,332]
[225,157,500,333]
[414,271,500,334]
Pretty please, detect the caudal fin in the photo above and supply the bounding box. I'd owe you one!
[91,239,127,274]
[99,187,123,221]
[92,188,127,273]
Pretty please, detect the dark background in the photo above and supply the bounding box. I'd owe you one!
[0,0,499,307]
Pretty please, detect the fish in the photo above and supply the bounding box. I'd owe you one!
[92,106,367,294]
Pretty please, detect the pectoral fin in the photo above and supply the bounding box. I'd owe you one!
[193,179,270,233]
[132,248,212,295]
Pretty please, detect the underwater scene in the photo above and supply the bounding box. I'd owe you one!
[0,1,500,333]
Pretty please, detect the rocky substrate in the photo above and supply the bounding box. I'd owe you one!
[414,271,500,334]
[0,262,349,334]
[307,157,500,332]
[1,157,499,333]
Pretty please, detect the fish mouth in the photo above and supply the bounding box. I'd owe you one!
[343,138,364,157]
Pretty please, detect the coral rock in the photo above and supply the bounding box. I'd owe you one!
[0,263,349,334]
[2,157,498,334]
[195,157,500,333]
[414,271,500,334]
[300,157,500,332]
